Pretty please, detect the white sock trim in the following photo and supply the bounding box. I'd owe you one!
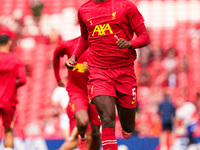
[78,134,87,141]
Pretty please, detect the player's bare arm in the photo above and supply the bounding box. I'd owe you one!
[65,54,77,69]
[114,35,132,49]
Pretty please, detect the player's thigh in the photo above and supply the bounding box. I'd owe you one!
[93,95,116,128]
[116,103,136,132]
[116,87,137,131]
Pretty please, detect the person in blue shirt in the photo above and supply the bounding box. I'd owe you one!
[158,94,175,149]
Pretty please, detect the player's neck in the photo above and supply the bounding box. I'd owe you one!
[0,46,10,53]
[94,0,108,2]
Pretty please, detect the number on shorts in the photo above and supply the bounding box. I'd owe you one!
[132,88,136,100]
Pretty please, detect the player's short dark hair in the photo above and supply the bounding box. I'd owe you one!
[0,34,10,45]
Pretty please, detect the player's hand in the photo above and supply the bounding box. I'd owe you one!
[57,80,65,87]
[65,55,77,69]
[67,136,74,142]
[114,35,132,49]
[82,62,89,72]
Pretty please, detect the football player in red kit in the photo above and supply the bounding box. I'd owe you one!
[53,37,101,150]
[0,28,26,150]
[65,0,150,149]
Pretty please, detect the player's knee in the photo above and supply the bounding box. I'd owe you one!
[102,117,115,128]
[76,117,89,130]
[77,119,89,129]
[75,111,89,128]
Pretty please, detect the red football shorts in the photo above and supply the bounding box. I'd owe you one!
[88,103,101,125]
[67,102,94,135]
[88,64,137,109]
[67,90,101,133]
[66,102,78,135]
[0,107,16,128]
[68,90,89,114]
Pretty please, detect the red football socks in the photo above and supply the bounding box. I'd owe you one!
[101,128,118,150]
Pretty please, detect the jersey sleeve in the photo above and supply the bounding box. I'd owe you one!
[53,42,69,82]
[16,59,26,88]
[127,2,144,30]
[129,23,150,49]
[73,9,89,59]
[126,2,150,49]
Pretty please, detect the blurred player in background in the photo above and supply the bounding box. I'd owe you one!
[65,0,150,149]
[53,37,101,150]
[0,28,26,150]
[51,86,70,140]
[175,97,199,148]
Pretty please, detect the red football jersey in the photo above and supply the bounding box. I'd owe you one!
[74,0,144,68]
[53,38,89,92]
[0,52,26,107]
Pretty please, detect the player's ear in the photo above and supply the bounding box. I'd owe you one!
[8,39,12,46]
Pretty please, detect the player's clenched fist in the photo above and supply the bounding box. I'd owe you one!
[114,35,132,49]
[65,54,77,69]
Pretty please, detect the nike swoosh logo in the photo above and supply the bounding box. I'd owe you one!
[132,100,136,104]
[87,18,93,21]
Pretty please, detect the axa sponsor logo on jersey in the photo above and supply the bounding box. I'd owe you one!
[92,23,113,36]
